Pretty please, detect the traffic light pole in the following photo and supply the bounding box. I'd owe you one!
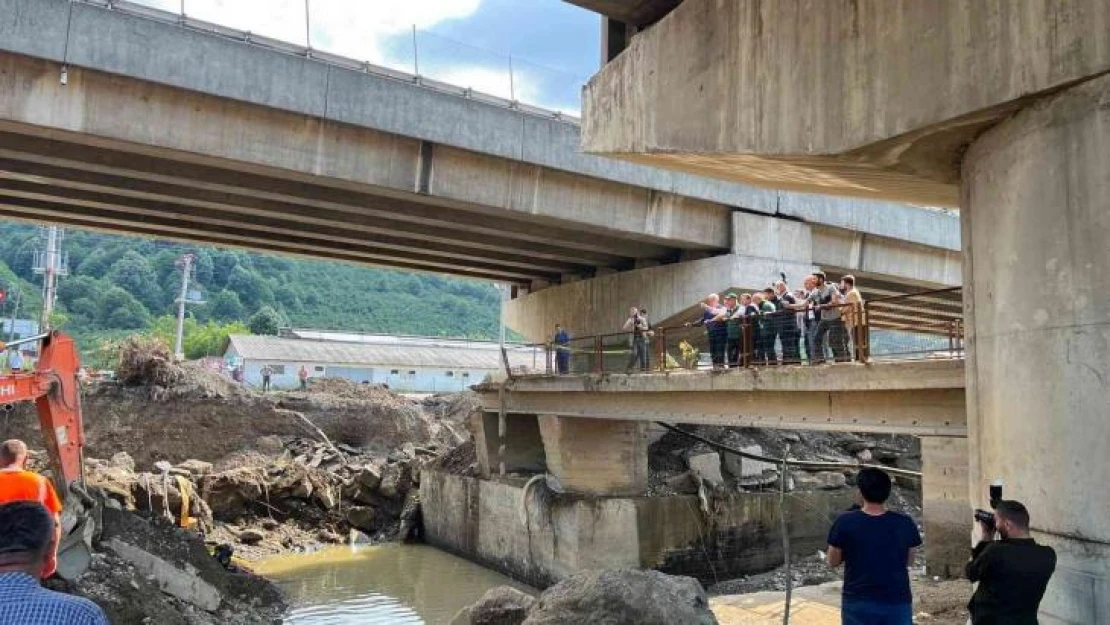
[173,254,194,361]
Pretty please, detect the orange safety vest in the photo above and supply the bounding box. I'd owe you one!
[0,467,63,516]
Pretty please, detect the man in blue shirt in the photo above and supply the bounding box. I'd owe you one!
[0,501,108,624]
[826,467,922,624]
[553,324,571,374]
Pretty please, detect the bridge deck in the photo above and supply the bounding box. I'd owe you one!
[477,359,966,436]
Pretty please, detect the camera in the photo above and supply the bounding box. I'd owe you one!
[973,480,1004,528]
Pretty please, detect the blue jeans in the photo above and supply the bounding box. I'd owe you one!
[841,600,912,625]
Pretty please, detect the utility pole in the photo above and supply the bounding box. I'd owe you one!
[173,253,195,361]
[33,226,67,330]
[7,289,22,343]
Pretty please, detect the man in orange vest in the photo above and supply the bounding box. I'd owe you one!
[0,439,61,520]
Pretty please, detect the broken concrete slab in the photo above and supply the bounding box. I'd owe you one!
[103,537,222,612]
[722,445,777,479]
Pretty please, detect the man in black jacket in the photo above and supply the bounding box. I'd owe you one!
[966,500,1056,625]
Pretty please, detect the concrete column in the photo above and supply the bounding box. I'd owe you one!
[920,436,969,579]
[471,412,546,479]
[537,415,648,496]
[962,75,1110,624]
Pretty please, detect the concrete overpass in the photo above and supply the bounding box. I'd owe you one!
[574,1,1110,620]
[0,0,959,339]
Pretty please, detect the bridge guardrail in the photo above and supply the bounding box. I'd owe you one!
[85,0,587,119]
[523,287,964,376]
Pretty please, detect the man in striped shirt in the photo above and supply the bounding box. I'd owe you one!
[0,501,108,624]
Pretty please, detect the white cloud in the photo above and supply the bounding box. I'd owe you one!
[135,0,481,62]
[128,0,580,113]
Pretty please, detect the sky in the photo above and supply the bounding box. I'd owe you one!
[134,0,600,113]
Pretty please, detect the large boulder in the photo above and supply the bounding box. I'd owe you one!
[379,462,413,499]
[523,569,717,625]
[451,586,535,625]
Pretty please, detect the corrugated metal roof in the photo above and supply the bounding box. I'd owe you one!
[225,335,541,370]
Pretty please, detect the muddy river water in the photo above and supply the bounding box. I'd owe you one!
[255,544,533,624]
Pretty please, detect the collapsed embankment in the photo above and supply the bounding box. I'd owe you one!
[2,353,479,624]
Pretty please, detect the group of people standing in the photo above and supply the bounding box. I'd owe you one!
[689,272,863,369]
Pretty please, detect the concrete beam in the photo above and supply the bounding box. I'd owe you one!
[567,0,682,27]
[582,0,1110,206]
[0,42,728,252]
[813,227,962,288]
[0,207,531,284]
[478,360,967,436]
[505,253,818,341]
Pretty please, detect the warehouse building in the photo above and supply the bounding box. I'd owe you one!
[221,331,542,392]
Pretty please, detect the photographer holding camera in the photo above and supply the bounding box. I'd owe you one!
[966,500,1056,625]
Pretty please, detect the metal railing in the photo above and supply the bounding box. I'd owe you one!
[81,0,587,119]
[525,287,964,376]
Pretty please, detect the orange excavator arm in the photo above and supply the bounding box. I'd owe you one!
[0,330,85,492]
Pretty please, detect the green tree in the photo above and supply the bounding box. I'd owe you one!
[98,287,151,329]
[208,290,246,321]
[247,306,283,335]
[150,316,250,359]
[106,251,164,313]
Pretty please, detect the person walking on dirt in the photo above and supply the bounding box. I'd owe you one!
[297,364,309,391]
[260,365,273,392]
[0,501,109,624]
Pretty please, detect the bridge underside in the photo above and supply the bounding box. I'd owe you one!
[0,52,726,285]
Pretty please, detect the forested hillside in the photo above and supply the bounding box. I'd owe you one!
[0,223,500,351]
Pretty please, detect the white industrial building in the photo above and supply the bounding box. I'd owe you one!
[221,330,542,392]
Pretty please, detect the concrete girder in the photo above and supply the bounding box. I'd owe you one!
[565,0,682,27]
[0,180,584,276]
[0,131,675,262]
[0,157,633,270]
[0,202,548,283]
[0,49,730,251]
[477,360,967,436]
[487,389,966,436]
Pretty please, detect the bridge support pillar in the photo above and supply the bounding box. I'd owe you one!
[920,436,969,578]
[962,75,1110,622]
[537,415,648,496]
[472,412,546,479]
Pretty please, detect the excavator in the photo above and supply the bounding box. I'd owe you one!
[0,330,97,579]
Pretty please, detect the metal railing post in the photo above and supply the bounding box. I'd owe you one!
[593,335,602,374]
[857,302,870,363]
[412,24,420,77]
[742,318,753,368]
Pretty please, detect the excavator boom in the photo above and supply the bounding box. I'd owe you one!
[1,330,93,580]
[1,331,85,490]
